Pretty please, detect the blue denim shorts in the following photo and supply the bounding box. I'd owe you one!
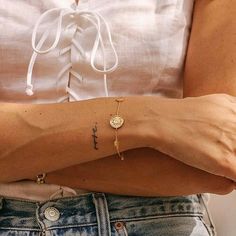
[0,193,216,236]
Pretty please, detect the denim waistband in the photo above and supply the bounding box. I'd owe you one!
[0,193,205,232]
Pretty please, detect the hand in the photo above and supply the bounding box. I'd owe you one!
[149,93,236,181]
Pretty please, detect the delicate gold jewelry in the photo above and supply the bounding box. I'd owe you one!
[110,98,125,160]
[36,173,47,184]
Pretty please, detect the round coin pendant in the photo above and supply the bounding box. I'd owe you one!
[110,115,124,129]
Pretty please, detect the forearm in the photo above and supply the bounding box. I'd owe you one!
[2,1,235,185]
[38,0,236,196]
[47,147,233,196]
[0,96,164,182]
[41,0,236,196]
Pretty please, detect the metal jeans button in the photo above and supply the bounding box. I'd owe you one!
[44,207,60,221]
[115,221,125,230]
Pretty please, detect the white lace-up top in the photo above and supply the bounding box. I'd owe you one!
[0,0,195,201]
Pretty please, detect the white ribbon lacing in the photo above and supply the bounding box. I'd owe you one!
[26,4,118,99]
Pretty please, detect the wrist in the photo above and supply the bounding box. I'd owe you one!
[139,96,181,153]
[118,96,167,151]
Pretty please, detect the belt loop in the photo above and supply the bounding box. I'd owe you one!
[92,193,111,236]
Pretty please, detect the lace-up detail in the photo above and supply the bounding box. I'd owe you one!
[26,2,118,101]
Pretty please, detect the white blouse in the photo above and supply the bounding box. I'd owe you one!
[0,0,195,200]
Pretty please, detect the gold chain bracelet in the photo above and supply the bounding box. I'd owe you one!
[109,98,125,160]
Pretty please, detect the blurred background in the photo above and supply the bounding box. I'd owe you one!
[209,192,236,236]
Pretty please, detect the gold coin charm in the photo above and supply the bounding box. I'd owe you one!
[110,115,124,129]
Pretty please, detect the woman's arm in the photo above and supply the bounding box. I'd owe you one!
[3,93,236,184]
[1,0,236,188]
[45,0,236,196]
[47,148,235,196]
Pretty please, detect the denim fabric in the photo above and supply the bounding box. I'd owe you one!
[0,193,216,236]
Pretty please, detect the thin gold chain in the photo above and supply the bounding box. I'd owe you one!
[112,98,125,160]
